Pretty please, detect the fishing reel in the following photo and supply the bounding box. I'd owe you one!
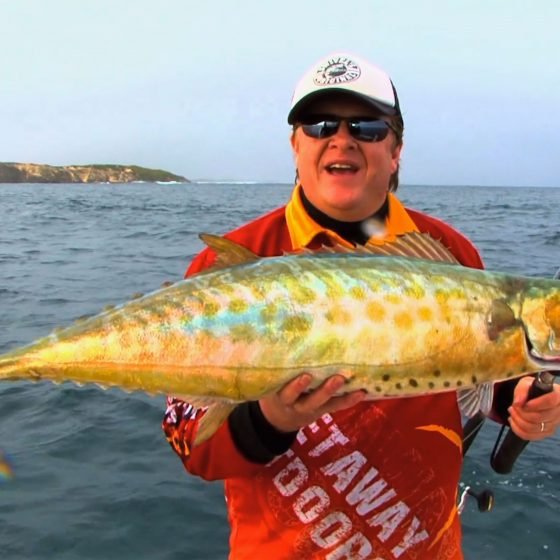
[458,486,494,514]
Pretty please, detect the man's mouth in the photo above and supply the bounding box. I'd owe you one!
[325,163,359,175]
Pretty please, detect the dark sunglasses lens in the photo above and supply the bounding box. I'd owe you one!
[301,121,339,139]
[348,120,390,142]
[300,118,391,142]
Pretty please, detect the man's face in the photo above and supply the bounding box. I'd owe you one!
[291,94,402,222]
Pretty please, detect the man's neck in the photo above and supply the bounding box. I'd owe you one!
[299,188,389,245]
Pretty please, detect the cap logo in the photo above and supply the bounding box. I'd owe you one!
[313,56,361,86]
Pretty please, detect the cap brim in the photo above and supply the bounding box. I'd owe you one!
[287,89,398,124]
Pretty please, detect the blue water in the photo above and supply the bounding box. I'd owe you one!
[0,183,559,559]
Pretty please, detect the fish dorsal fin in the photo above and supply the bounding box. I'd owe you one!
[364,232,460,264]
[554,268,560,280]
[198,232,458,268]
[312,232,460,263]
[309,244,378,256]
[199,234,260,269]
[311,245,355,255]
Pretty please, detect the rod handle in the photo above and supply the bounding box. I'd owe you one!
[490,372,554,474]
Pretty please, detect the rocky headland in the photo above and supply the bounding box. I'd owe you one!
[0,162,189,184]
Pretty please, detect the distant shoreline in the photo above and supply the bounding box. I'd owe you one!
[0,162,190,184]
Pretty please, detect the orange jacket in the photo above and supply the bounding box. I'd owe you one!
[163,194,484,560]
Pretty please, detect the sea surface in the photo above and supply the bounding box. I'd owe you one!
[0,182,559,560]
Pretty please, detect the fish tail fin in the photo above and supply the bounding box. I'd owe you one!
[0,356,24,381]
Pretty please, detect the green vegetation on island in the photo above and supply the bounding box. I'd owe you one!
[0,162,189,184]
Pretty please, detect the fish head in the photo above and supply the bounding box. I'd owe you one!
[519,290,560,370]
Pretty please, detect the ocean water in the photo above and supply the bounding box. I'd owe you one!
[0,182,558,560]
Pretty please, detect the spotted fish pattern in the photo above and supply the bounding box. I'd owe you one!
[1,234,559,446]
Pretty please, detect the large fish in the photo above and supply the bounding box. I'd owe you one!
[1,233,559,445]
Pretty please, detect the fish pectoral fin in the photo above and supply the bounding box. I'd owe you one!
[191,399,239,447]
[457,382,495,417]
[198,234,260,270]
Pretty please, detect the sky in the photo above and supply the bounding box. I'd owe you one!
[1,0,559,186]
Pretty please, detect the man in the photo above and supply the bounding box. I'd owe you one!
[163,52,560,559]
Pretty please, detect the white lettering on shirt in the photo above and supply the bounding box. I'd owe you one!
[367,501,410,542]
[293,486,330,523]
[391,516,429,558]
[311,511,352,548]
[326,532,376,560]
[321,451,367,492]
[347,467,397,516]
[268,414,434,559]
[272,457,308,497]
[310,422,350,457]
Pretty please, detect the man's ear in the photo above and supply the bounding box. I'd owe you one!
[391,142,403,174]
[290,129,298,152]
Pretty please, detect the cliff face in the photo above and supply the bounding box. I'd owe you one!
[0,163,189,183]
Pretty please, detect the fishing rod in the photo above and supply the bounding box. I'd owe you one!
[462,410,486,457]
[459,372,555,512]
[490,371,555,473]
[460,268,559,509]
[461,370,555,473]
[460,413,495,513]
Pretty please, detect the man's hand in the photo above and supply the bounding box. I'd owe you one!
[508,376,560,440]
[259,373,367,433]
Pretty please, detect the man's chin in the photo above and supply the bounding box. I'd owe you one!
[323,173,362,187]
[326,198,375,222]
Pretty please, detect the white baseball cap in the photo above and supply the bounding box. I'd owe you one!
[287,52,402,124]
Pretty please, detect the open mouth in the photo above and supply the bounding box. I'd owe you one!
[326,163,359,175]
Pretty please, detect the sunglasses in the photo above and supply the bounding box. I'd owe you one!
[298,115,396,142]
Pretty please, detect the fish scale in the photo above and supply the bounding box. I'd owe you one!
[1,233,559,445]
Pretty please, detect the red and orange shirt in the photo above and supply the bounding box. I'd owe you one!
[163,187,484,560]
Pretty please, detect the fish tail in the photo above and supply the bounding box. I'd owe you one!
[0,357,14,379]
[0,356,29,382]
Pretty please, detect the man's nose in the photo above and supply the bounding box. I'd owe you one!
[328,121,357,147]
